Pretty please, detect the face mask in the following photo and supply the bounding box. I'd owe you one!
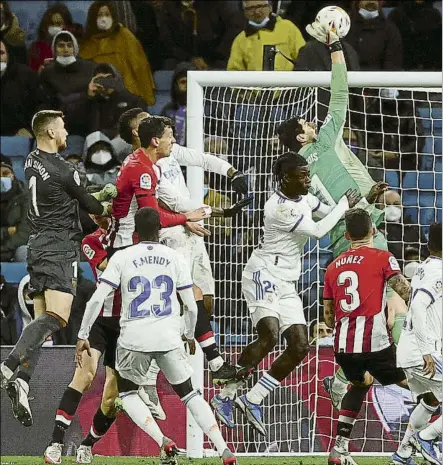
[385,205,402,222]
[97,17,113,31]
[0,176,12,193]
[359,8,379,19]
[404,261,419,279]
[56,55,76,66]
[248,16,270,28]
[91,150,112,165]
[25,298,33,305]
[0,62,7,74]
[381,88,399,99]
[48,26,63,37]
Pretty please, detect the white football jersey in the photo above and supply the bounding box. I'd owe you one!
[247,191,322,282]
[99,242,193,352]
[397,257,442,368]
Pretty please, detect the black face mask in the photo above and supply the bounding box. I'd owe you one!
[176,89,187,107]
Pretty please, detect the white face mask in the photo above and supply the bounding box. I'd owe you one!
[56,55,76,66]
[0,61,6,74]
[248,16,270,28]
[97,17,113,31]
[381,88,399,99]
[91,150,112,165]
[359,8,379,19]
[404,261,420,279]
[48,26,63,37]
[385,205,402,222]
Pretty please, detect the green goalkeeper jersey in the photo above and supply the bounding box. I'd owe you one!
[299,63,384,251]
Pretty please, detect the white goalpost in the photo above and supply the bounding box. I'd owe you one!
[185,71,442,458]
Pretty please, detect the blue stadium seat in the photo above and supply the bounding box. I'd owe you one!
[419,192,438,207]
[0,136,31,157]
[403,190,418,207]
[420,208,439,226]
[405,207,418,223]
[10,157,25,182]
[153,70,174,92]
[385,170,400,188]
[436,157,442,173]
[418,172,437,190]
[148,91,171,116]
[70,9,87,26]
[319,235,331,250]
[402,172,418,189]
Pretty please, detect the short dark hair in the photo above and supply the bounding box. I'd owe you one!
[277,117,305,152]
[428,222,442,253]
[118,107,144,144]
[31,110,64,138]
[54,31,74,45]
[93,62,115,77]
[135,207,161,241]
[345,208,372,240]
[138,116,173,148]
[272,151,308,186]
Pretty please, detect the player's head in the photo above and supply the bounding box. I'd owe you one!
[135,207,161,242]
[428,222,442,257]
[118,107,150,147]
[138,116,175,159]
[32,110,68,151]
[272,151,310,196]
[344,208,375,243]
[86,184,111,231]
[277,117,317,153]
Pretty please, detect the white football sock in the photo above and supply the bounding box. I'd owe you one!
[332,370,349,395]
[120,391,164,447]
[1,362,14,380]
[208,356,224,372]
[219,380,244,400]
[335,435,350,453]
[246,373,280,405]
[16,377,29,395]
[183,391,227,456]
[420,415,442,441]
[145,360,160,386]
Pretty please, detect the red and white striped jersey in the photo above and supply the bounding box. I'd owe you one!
[106,148,188,249]
[82,229,121,317]
[323,246,401,354]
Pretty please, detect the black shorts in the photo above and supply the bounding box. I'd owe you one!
[107,244,131,260]
[27,248,80,298]
[335,344,406,386]
[89,316,120,368]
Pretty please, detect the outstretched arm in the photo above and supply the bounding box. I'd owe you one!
[387,274,411,302]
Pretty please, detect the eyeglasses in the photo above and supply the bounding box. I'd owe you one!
[244,4,268,12]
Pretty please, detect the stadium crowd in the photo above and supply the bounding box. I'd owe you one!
[0,0,442,345]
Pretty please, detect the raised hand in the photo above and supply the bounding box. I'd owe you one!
[306,22,340,47]
[230,171,248,195]
[345,188,361,208]
[366,181,389,204]
[223,195,254,218]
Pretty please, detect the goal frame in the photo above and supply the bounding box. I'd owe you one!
[185,71,442,458]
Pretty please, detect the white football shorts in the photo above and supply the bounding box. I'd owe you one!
[403,357,442,402]
[160,226,215,295]
[116,344,193,386]
[242,263,306,334]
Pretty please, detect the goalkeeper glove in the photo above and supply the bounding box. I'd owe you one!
[101,202,112,217]
[92,183,118,202]
[223,195,254,218]
[230,170,248,195]
[306,22,342,52]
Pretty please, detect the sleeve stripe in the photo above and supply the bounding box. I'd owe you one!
[417,288,435,304]
[290,215,304,232]
[322,297,334,301]
[177,283,194,291]
[99,278,119,289]
[312,200,321,213]
[136,194,155,198]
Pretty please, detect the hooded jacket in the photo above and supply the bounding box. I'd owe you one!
[38,31,96,111]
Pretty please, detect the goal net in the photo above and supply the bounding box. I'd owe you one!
[186,71,442,456]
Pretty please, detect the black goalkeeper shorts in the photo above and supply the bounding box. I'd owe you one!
[89,316,120,369]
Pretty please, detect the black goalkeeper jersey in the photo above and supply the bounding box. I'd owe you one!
[24,149,104,251]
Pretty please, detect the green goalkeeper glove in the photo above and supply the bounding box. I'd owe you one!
[101,202,112,217]
[306,22,341,51]
[92,183,118,202]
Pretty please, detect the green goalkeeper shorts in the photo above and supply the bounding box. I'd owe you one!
[331,229,388,258]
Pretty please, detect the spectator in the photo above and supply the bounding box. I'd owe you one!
[310,320,334,347]
[38,31,95,112]
[157,0,244,70]
[0,39,38,137]
[63,62,146,139]
[228,0,305,71]
[65,153,88,188]
[111,0,137,34]
[388,0,442,71]
[0,274,20,345]
[29,3,75,73]
[0,1,27,64]
[0,161,29,262]
[161,62,196,145]
[79,1,155,105]
[346,0,403,70]
[83,131,120,185]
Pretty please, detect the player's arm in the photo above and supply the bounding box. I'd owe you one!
[178,287,198,342]
[307,193,333,219]
[82,236,108,275]
[323,267,335,328]
[410,290,435,357]
[386,274,411,302]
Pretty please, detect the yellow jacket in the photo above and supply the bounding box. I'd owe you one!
[79,24,155,105]
[227,16,305,71]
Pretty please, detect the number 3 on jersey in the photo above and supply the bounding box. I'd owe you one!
[128,275,173,319]
[337,270,360,312]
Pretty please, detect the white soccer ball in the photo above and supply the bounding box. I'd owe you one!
[315,6,351,39]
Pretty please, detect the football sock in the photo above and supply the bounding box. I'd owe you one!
[392,313,407,346]
[4,313,63,374]
[333,367,350,391]
[220,380,244,400]
[145,359,160,386]
[397,400,437,457]
[195,300,224,371]
[52,387,83,444]
[246,373,280,405]
[82,407,116,447]
[182,390,228,456]
[16,348,42,384]
[420,415,442,440]
[120,391,164,447]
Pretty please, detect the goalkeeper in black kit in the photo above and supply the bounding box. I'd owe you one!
[0,111,117,427]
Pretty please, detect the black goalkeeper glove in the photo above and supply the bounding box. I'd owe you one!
[231,170,248,195]
[223,195,254,218]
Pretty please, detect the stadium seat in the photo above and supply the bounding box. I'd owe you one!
[70,8,87,26]
[153,70,174,92]
[10,157,26,182]
[420,208,439,226]
[419,192,438,207]
[0,136,31,157]
[13,1,50,45]
[418,172,437,190]
[385,170,400,188]
[403,190,418,207]
[319,235,331,250]
[402,172,418,189]
[148,91,171,116]
[436,157,442,172]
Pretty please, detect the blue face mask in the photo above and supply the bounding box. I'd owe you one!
[248,16,270,28]
[0,176,12,193]
[359,8,379,19]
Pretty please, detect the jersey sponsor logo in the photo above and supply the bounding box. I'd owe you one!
[73,170,81,186]
[389,256,401,271]
[275,204,298,220]
[306,152,318,165]
[140,173,152,190]
[82,244,95,260]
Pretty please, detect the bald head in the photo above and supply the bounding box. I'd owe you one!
[243,0,271,22]
[378,189,401,208]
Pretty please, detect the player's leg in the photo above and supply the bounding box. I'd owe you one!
[138,359,166,420]
[414,414,442,465]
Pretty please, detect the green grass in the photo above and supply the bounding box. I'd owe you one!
[0,457,428,465]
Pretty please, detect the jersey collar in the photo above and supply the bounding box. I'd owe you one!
[275,189,302,202]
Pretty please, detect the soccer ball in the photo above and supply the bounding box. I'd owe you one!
[315,6,351,38]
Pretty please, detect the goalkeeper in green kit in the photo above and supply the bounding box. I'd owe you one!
[277,21,407,411]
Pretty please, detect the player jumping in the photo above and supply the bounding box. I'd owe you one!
[323,208,411,465]
[276,20,405,411]
[212,150,360,434]
[392,222,442,465]
[76,207,237,465]
[0,111,117,428]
